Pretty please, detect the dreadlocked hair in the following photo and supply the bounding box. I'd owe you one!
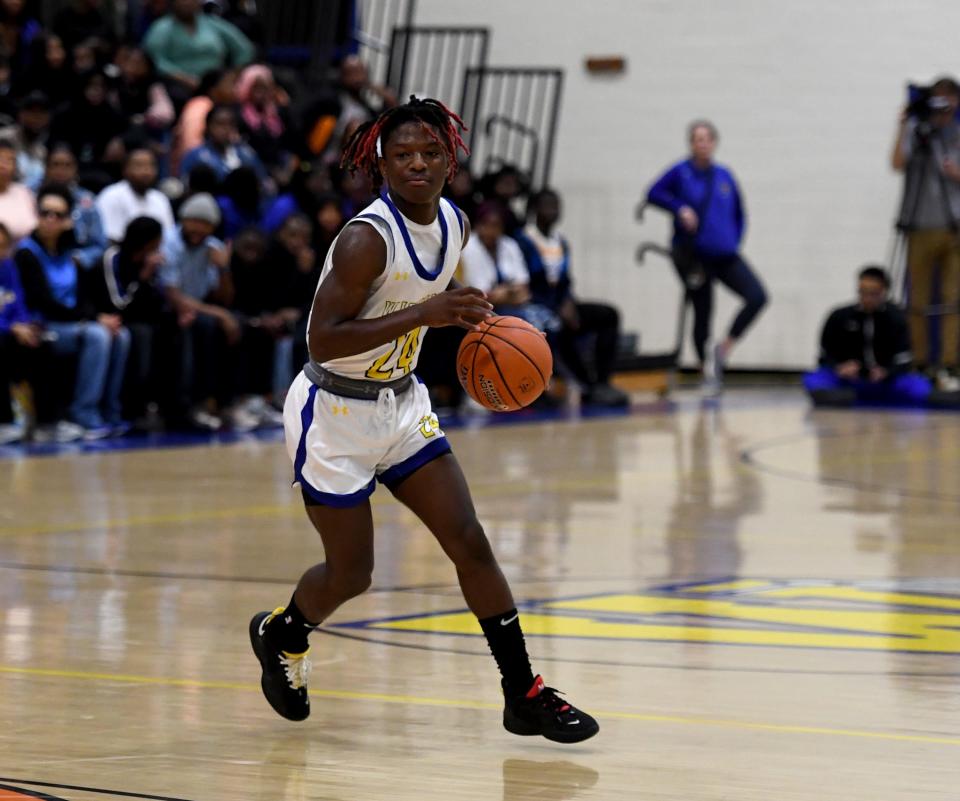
[340,95,469,188]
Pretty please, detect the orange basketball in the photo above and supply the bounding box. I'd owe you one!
[456,315,553,411]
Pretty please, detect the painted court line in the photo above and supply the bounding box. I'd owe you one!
[1,663,957,747]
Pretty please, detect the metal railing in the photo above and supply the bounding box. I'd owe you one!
[386,26,489,110]
[460,66,563,189]
[354,0,416,87]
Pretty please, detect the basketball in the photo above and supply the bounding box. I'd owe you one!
[456,315,553,411]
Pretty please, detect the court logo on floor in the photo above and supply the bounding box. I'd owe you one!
[336,579,960,654]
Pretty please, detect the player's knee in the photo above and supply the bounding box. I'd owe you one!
[451,519,496,569]
[331,566,373,599]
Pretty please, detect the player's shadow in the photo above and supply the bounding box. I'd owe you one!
[502,758,600,801]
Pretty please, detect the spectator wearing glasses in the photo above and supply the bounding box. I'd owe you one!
[15,184,130,437]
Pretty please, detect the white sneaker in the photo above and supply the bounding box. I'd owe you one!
[34,420,85,443]
[258,404,285,428]
[189,408,222,431]
[0,422,25,444]
[936,370,960,392]
[227,406,260,432]
[240,395,284,427]
[701,344,723,397]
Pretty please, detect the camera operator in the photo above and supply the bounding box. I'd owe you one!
[891,76,960,388]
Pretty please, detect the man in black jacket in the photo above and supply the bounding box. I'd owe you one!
[803,266,931,406]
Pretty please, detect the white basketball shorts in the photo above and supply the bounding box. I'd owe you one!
[283,371,451,507]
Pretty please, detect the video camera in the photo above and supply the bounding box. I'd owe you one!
[906,82,959,122]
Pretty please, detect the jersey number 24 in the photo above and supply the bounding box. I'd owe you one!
[365,328,422,380]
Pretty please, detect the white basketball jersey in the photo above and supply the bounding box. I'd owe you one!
[309,192,464,382]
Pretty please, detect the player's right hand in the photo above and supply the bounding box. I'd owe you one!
[419,286,493,329]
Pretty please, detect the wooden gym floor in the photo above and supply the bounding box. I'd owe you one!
[2,387,960,800]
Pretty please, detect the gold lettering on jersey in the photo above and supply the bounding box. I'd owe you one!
[381,294,440,316]
[393,271,410,281]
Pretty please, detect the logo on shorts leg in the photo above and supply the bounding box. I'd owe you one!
[418,415,440,439]
[331,405,349,416]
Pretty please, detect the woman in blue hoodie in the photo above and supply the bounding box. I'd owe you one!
[647,120,767,394]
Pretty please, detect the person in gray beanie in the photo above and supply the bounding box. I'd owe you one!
[158,191,245,430]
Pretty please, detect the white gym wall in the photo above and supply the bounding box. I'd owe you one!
[414,0,960,368]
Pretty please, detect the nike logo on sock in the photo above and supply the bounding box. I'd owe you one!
[500,613,519,626]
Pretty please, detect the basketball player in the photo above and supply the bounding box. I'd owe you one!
[248,97,598,743]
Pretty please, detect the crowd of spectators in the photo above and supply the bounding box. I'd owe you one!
[0,0,629,444]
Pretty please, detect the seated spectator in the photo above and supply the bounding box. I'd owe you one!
[130,0,168,42]
[5,91,51,190]
[41,143,106,270]
[184,162,220,197]
[144,0,253,100]
[99,216,166,425]
[230,223,300,423]
[68,37,99,89]
[335,162,374,220]
[516,188,629,407]
[52,0,115,52]
[170,67,237,175]
[235,63,295,183]
[180,104,267,184]
[461,201,558,330]
[478,165,527,235]
[0,54,16,121]
[114,46,175,142]
[0,138,36,240]
[0,221,55,443]
[261,159,333,235]
[803,266,932,407]
[216,165,262,238]
[159,192,241,430]
[16,184,130,437]
[96,147,176,243]
[312,192,343,261]
[49,71,127,190]
[330,55,396,153]
[0,0,41,85]
[216,0,263,45]
[23,34,71,109]
[445,159,479,224]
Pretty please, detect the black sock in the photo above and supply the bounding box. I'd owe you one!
[264,594,318,653]
[478,608,536,698]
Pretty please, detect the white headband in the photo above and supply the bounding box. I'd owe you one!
[376,136,382,158]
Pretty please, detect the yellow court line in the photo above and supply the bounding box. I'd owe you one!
[2,664,958,747]
[0,474,631,538]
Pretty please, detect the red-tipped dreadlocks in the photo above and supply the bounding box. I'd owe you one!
[340,96,469,187]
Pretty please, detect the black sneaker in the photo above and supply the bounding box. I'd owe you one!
[249,608,311,721]
[503,675,599,743]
